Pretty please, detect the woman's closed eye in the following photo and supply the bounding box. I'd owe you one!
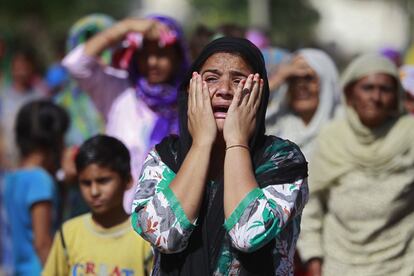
[233,78,243,84]
[204,76,218,83]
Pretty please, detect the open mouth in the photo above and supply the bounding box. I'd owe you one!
[212,105,229,119]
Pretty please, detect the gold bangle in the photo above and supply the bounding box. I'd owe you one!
[225,144,249,151]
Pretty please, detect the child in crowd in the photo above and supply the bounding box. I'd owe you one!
[0,47,49,169]
[62,15,189,213]
[2,100,69,275]
[43,135,152,276]
[55,13,115,222]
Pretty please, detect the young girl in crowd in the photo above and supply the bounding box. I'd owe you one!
[62,15,189,213]
[132,37,308,275]
[2,100,69,275]
[43,135,152,276]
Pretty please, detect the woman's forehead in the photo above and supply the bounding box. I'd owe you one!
[200,52,253,73]
[355,73,396,85]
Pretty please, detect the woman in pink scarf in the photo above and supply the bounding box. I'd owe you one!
[62,15,189,212]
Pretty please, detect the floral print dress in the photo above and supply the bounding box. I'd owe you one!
[131,138,308,275]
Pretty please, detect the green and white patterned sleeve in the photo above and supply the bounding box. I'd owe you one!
[131,150,197,253]
[224,140,309,253]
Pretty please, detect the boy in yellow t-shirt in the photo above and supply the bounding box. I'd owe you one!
[43,135,152,276]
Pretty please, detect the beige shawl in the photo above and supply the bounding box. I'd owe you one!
[299,54,414,275]
[310,54,414,193]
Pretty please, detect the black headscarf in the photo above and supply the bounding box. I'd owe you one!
[155,37,307,275]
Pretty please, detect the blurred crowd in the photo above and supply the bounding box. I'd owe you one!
[1,12,414,276]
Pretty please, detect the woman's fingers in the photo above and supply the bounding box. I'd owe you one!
[230,78,246,109]
[291,58,313,77]
[145,20,160,40]
[145,21,168,41]
[188,78,193,108]
[189,72,213,116]
[202,80,211,105]
[253,79,264,111]
[196,74,204,108]
[247,74,260,106]
[240,74,254,105]
[189,72,197,109]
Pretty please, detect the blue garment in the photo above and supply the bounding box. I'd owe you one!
[261,47,290,72]
[3,168,56,276]
[1,171,14,275]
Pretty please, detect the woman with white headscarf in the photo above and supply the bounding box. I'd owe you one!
[298,54,414,276]
[266,49,340,158]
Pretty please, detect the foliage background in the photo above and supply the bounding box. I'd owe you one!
[0,0,320,69]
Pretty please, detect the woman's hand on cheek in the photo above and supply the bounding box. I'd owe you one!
[223,73,263,146]
[187,72,217,147]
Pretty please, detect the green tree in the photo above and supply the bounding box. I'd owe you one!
[189,0,319,49]
[0,0,132,65]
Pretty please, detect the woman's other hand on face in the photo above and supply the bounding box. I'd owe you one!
[187,72,217,147]
[223,73,264,146]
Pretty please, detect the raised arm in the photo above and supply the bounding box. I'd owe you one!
[224,139,308,252]
[32,201,53,266]
[84,18,168,57]
[27,171,55,267]
[223,73,263,217]
[62,18,170,119]
[168,73,217,221]
[223,73,309,252]
[132,73,217,253]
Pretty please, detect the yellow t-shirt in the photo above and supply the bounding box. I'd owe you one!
[43,213,152,276]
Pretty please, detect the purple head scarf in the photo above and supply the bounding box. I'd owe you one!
[122,15,190,147]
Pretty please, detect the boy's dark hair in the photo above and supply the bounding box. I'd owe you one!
[15,100,69,158]
[75,135,131,182]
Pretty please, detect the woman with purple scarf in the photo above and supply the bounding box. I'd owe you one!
[62,15,189,212]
